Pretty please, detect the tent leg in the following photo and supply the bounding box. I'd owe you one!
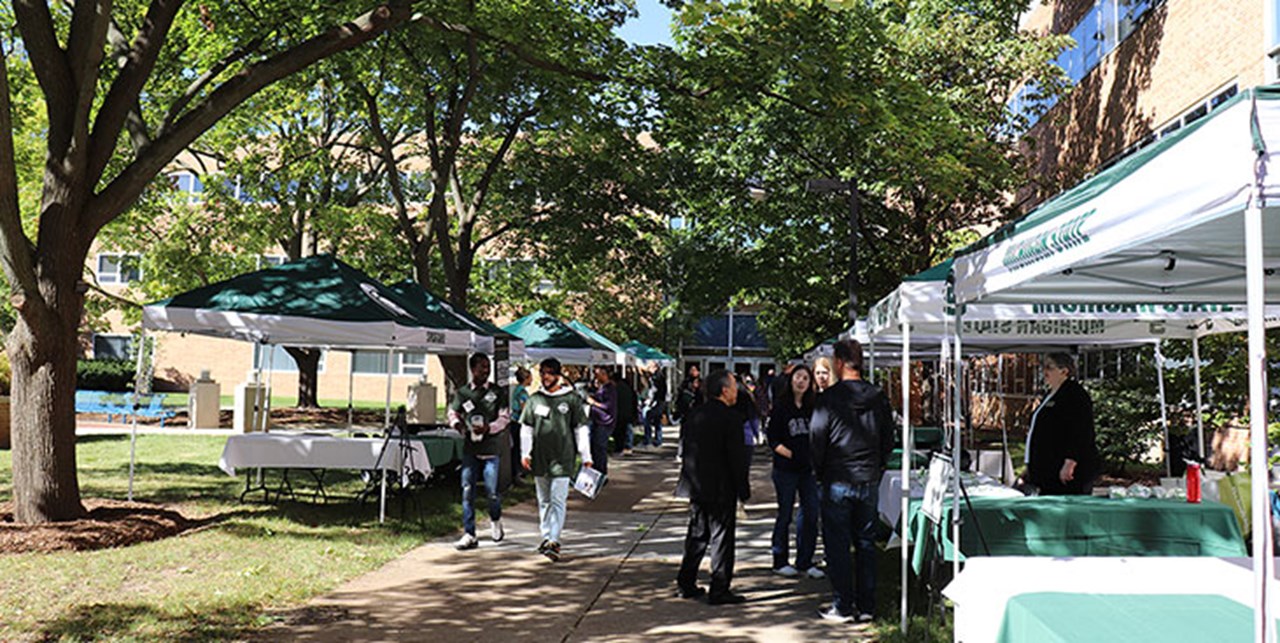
[128,327,147,502]
[951,309,963,581]
[1192,334,1206,459]
[384,347,394,429]
[265,344,275,432]
[348,349,356,429]
[999,354,1009,485]
[1245,178,1272,643]
[1155,341,1171,477]
[900,322,912,633]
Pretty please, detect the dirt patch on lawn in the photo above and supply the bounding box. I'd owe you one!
[0,499,195,554]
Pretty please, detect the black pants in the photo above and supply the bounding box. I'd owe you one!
[677,501,737,594]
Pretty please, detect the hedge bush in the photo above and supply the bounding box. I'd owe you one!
[77,359,137,392]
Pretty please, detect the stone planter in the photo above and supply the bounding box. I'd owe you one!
[0,395,10,450]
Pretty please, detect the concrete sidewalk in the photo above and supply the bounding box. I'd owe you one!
[260,439,875,642]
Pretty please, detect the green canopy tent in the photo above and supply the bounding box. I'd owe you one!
[142,255,476,522]
[503,310,614,365]
[567,320,631,367]
[143,255,473,352]
[387,281,525,359]
[620,340,676,366]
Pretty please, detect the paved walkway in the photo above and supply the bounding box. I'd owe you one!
[260,433,876,642]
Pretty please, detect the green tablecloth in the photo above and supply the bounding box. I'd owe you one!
[907,426,944,451]
[886,448,930,470]
[909,496,1247,574]
[406,434,464,468]
[997,593,1252,643]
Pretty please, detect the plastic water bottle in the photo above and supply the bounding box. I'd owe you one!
[1186,462,1202,504]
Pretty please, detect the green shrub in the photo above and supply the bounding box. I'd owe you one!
[1083,375,1163,474]
[77,358,137,392]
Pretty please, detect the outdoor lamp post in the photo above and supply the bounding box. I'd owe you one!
[806,178,859,327]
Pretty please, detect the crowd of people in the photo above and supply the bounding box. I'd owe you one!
[445,342,1100,625]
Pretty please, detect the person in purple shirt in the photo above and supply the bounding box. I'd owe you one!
[584,365,617,475]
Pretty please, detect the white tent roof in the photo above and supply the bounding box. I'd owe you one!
[951,88,1280,306]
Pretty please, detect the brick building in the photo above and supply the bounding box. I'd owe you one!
[1015,0,1274,211]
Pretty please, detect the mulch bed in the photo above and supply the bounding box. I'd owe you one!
[0,499,196,555]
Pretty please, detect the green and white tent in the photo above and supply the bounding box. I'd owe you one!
[567,320,631,367]
[621,340,676,366]
[387,281,525,359]
[503,310,614,365]
[944,86,1280,640]
[142,255,473,353]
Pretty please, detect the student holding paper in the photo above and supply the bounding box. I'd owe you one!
[520,358,594,562]
[449,354,511,551]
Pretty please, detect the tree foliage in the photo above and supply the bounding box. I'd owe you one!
[653,0,1068,358]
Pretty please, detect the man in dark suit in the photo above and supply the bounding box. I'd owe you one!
[675,369,751,605]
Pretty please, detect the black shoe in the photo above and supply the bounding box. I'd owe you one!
[676,585,706,599]
[707,590,747,605]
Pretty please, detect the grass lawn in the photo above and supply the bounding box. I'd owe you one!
[0,434,484,642]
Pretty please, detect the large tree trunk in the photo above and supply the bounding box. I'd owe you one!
[286,346,322,408]
[8,270,86,524]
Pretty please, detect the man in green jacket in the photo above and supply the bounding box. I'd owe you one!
[449,354,511,550]
[519,358,593,562]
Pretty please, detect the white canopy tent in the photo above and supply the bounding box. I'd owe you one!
[944,87,1280,642]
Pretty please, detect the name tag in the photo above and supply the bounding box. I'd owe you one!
[463,400,475,413]
[484,391,498,404]
[534,405,551,417]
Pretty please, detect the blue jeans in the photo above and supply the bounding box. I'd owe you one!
[642,407,663,446]
[771,467,819,570]
[821,480,880,616]
[535,476,570,544]
[460,453,502,535]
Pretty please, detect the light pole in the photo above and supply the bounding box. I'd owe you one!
[806,178,859,328]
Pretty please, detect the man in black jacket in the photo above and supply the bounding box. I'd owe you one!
[810,339,895,623]
[676,369,751,605]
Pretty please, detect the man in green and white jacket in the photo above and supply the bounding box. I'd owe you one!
[449,353,511,550]
[519,357,593,562]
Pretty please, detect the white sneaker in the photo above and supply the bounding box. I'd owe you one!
[805,566,826,579]
[773,565,799,577]
[491,520,505,542]
[454,532,478,550]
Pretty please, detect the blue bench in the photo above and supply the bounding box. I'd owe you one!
[74,391,176,426]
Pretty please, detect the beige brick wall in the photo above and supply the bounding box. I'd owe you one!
[1020,0,1269,209]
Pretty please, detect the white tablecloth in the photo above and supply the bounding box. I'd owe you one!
[219,433,431,480]
[879,470,1022,527]
[942,556,1270,643]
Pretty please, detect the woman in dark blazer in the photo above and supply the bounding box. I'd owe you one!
[1024,352,1101,495]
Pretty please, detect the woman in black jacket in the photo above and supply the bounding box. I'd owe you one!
[1024,352,1101,495]
[766,365,824,578]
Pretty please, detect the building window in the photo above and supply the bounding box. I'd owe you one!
[398,352,428,376]
[352,350,391,375]
[97,253,142,284]
[256,255,287,270]
[169,171,204,203]
[93,334,134,360]
[252,345,326,373]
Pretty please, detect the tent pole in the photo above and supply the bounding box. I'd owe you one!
[899,320,912,633]
[1192,334,1206,458]
[951,307,963,580]
[999,353,1009,485]
[1245,174,1272,643]
[1155,341,1171,477]
[384,347,394,429]
[264,344,275,433]
[348,349,356,429]
[128,327,146,502]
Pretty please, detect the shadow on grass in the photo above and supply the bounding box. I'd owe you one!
[38,601,263,642]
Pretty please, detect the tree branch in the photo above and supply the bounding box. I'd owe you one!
[467,107,536,221]
[0,41,43,319]
[66,0,113,164]
[158,34,266,138]
[89,0,416,235]
[13,1,72,121]
[415,15,610,83]
[357,82,420,251]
